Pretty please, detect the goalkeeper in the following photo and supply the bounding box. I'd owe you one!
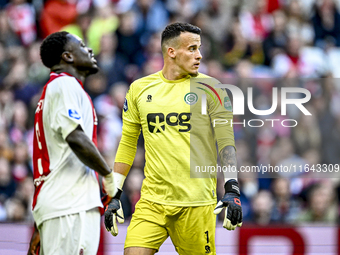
[105,22,242,255]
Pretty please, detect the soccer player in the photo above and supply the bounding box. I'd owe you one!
[27,31,117,255]
[105,23,242,255]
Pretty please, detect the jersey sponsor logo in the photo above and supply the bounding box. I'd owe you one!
[123,98,128,112]
[147,112,191,133]
[68,109,81,120]
[184,92,198,105]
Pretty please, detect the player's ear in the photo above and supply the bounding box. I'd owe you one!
[61,51,74,63]
[167,47,176,59]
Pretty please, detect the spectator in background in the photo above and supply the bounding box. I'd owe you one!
[165,0,206,22]
[312,0,340,49]
[5,0,36,46]
[0,129,13,160]
[40,0,77,38]
[239,0,273,42]
[0,157,16,204]
[132,0,169,45]
[61,12,93,48]
[271,178,301,223]
[297,182,337,223]
[222,19,262,68]
[11,142,31,182]
[276,138,306,178]
[271,35,326,78]
[5,196,26,221]
[0,89,14,129]
[9,101,28,144]
[250,190,274,225]
[191,11,220,60]
[3,56,41,105]
[96,33,128,85]
[238,163,259,222]
[27,42,50,84]
[263,10,288,66]
[63,5,120,54]
[15,176,34,221]
[285,0,314,45]
[292,107,321,155]
[84,71,108,100]
[94,82,128,165]
[116,11,145,67]
[142,32,163,75]
[0,43,10,83]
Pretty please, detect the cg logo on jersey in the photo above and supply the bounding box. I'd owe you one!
[147,112,191,133]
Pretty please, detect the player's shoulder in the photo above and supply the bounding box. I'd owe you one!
[47,76,80,91]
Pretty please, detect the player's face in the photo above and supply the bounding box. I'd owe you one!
[174,32,202,77]
[65,34,98,75]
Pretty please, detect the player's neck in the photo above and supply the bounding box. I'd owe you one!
[51,66,86,84]
[162,66,189,81]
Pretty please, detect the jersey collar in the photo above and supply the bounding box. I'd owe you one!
[50,72,84,88]
[159,71,190,83]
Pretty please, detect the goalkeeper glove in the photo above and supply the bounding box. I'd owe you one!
[214,179,243,230]
[104,189,124,236]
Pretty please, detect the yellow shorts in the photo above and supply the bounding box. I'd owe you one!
[125,198,216,255]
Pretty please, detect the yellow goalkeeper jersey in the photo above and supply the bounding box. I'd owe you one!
[115,71,235,206]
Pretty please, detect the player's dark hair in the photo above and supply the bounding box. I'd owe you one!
[40,31,70,68]
[161,23,201,50]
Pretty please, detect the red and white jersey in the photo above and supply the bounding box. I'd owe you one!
[32,72,102,227]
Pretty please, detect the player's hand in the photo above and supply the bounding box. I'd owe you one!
[103,171,116,197]
[214,179,242,230]
[27,224,40,255]
[104,189,124,236]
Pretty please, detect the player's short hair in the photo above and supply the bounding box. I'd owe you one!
[161,23,201,52]
[40,31,70,68]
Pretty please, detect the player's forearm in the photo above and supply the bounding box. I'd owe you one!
[220,145,238,182]
[66,126,111,176]
[114,121,141,165]
[114,162,131,176]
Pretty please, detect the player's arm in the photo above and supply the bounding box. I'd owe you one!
[220,145,238,182]
[208,86,242,230]
[66,125,116,197]
[27,223,40,255]
[214,146,242,231]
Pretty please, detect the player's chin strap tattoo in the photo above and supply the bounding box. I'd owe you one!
[104,189,125,236]
[213,146,243,230]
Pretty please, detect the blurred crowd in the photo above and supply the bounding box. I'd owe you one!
[0,0,339,225]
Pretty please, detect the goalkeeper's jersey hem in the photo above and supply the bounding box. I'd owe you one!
[141,195,217,207]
